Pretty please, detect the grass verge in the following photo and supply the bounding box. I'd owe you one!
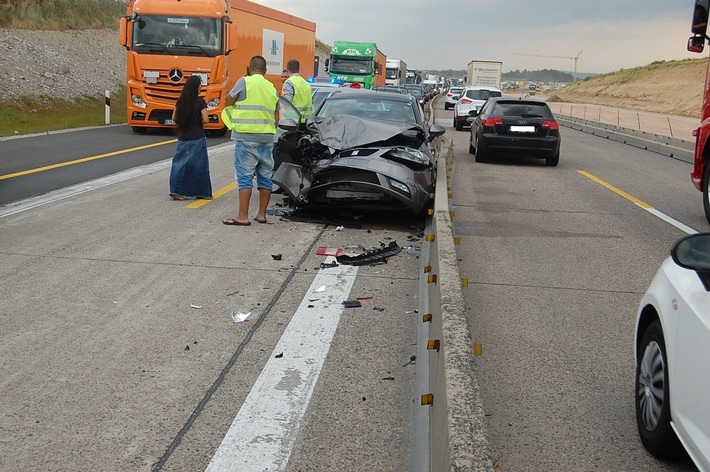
[0,89,127,137]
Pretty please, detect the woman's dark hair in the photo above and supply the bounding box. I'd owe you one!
[174,75,202,132]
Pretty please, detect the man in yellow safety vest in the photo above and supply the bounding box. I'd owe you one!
[221,55,280,226]
[282,58,313,124]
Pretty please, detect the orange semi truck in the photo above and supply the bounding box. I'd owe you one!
[119,0,315,135]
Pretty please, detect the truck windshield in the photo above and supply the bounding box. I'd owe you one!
[386,68,398,79]
[330,57,373,75]
[132,15,222,57]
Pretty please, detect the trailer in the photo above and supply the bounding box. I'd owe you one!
[119,0,316,134]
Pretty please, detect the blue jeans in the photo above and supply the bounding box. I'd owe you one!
[233,140,274,190]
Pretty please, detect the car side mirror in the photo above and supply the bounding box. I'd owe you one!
[428,124,446,140]
[671,232,710,290]
[278,119,299,131]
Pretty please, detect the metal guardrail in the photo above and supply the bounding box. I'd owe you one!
[556,115,695,164]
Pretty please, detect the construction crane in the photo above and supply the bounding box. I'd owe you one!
[512,50,583,83]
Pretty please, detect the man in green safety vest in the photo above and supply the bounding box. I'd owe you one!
[282,58,313,125]
[221,55,280,226]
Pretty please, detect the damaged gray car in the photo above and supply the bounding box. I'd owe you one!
[274,91,446,216]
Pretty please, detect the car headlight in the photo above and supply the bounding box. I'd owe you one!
[387,147,429,165]
[131,94,147,109]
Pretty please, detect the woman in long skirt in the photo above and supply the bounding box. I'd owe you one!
[169,75,213,200]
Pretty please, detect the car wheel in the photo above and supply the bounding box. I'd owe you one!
[131,126,147,134]
[474,135,487,163]
[468,133,475,155]
[545,152,559,167]
[703,159,710,223]
[444,103,450,110]
[635,320,683,459]
[455,119,463,131]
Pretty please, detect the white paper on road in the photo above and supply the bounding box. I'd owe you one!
[206,258,358,472]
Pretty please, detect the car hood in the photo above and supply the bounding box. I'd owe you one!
[307,115,426,150]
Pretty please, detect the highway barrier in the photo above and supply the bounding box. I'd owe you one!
[556,115,694,164]
[415,125,493,470]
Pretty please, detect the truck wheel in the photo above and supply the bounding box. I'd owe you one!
[703,160,710,223]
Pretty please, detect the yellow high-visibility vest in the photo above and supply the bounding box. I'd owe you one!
[221,75,278,133]
[286,75,313,121]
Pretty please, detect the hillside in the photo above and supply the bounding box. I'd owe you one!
[549,58,706,118]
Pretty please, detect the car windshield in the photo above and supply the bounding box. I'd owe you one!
[317,97,417,124]
[312,89,336,110]
[494,102,553,118]
[450,88,463,93]
[466,89,502,100]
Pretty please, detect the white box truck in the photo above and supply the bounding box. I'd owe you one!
[466,60,503,88]
[385,59,407,86]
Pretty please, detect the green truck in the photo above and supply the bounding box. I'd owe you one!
[325,41,386,89]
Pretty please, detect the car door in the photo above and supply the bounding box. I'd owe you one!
[671,279,710,470]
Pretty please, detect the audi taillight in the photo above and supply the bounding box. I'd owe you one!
[542,120,559,130]
[482,117,503,126]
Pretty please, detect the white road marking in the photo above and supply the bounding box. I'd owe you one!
[205,258,358,472]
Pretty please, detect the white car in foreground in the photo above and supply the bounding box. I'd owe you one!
[635,232,710,471]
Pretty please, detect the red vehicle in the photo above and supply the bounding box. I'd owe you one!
[687,0,710,222]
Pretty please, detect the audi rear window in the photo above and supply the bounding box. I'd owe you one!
[493,102,553,118]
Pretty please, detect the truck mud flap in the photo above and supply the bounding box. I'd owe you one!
[336,241,401,266]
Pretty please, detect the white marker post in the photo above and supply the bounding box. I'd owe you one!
[104,90,110,125]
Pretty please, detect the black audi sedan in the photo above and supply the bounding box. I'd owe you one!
[468,97,561,166]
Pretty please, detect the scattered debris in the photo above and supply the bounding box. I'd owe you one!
[313,285,326,293]
[316,247,343,256]
[342,300,362,308]
[275,352,284,358]
[356,296,373,300]
[231,312,251,323]
[271,254,283,260]
[320,261,339,269]
[190,304,202,309]
[403,355,416,367]
[335,225,344,231]
[336,241,401,266]
[373,306,385,312]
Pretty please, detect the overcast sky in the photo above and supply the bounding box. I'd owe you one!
[256,0,702,74]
